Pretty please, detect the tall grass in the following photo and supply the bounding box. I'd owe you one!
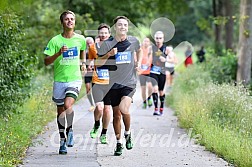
[0,73,55,166]
[169,65,252,167]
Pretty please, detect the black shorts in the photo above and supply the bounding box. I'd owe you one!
[92,84,111,105]
[108,85,136,107]
[150,73,166,91]
[139,74,151,86]
[84,72,93,84]
[165,67,175,75]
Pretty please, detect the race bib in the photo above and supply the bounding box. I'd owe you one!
[141,64,149,70]
[115,51,131,64]
[150,65,161,74]
[97,69,109,80]
[63,47,78,59]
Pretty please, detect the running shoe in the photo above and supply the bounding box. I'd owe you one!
[66,130,74,147]
[59,140,67,154]
[153,108,160,116]
[147,98,153,107]
[159,108,164,116]
[142,103,147,109]
[90,126,99,138]
[114,143,123,156]
[125,133,133,150]
[88,106,95,112]
[100,135,107,144]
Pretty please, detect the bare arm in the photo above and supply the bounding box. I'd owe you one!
[80,50,87,71]
[95,48,117,67]
[135,48,143,72]
[148,46,153,65]
[44,51,61,66]
[44,45,67,66]
[166,52,176,63]
[80,50,85,63]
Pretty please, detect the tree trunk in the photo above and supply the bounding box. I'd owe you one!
[237,0,252,85]
[224,0,234,50]
[213,0,223,53]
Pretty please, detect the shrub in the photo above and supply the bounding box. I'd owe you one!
[0,73,55,166]
[0,12,37,115]
[205,49,237,84]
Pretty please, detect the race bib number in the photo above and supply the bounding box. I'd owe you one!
[63,47,78,59]
[115,51,131,64]
[97,69,109,80]
[141,64,149,70]
[150,65,161,74]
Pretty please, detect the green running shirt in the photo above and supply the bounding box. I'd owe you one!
[44,33,86,82]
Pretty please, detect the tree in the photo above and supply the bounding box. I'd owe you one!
[213,0,224,53]
[237,0,252,85]
[223,0,234,50]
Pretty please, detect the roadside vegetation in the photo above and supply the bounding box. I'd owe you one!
[0,73,55,166]
[168,51,252,167]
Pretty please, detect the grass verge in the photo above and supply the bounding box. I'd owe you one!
[0,73,55,167]
[168,65,252,167]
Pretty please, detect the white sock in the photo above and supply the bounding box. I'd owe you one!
[124,130,130,136]
[117,139,122,144]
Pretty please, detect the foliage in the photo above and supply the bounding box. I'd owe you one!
[64,0,188,26]
[0,73,55,167]
[0,0,33,11]
[169,65,252,167]
[0,11,37,115]
[19,0,94,69]
[170,0,213,46]
[204,49,237,84]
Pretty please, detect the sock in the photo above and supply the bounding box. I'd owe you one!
[160,94,165,108]
[117,139,122,144]
[101,128,107,135]
[143,100,146,104]
[124,130,130,136]
[95,120,100,129]
[66,111,74,135]
[152,93,158,108]
[147,96,151,100]
[57,115,66,139]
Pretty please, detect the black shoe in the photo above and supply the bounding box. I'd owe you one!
[114,143,123,156]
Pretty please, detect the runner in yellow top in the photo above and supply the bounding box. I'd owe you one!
[89,23,112,144]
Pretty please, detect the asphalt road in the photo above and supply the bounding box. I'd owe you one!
[20,83,231,167]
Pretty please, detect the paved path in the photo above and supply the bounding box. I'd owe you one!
[21,83,231,167]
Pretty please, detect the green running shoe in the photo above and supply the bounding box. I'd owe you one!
[142,103,147,109]
[147,98,153,107]
[100,135,107,144]
[114,143,123,156]
[125,133,133,150]
[90,126,99,138]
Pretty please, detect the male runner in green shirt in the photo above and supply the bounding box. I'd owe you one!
[44,10,86,154]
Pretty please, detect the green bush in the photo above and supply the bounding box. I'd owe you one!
[205,49,237,84]
[0,12,37,115]
[0,73,55,167]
